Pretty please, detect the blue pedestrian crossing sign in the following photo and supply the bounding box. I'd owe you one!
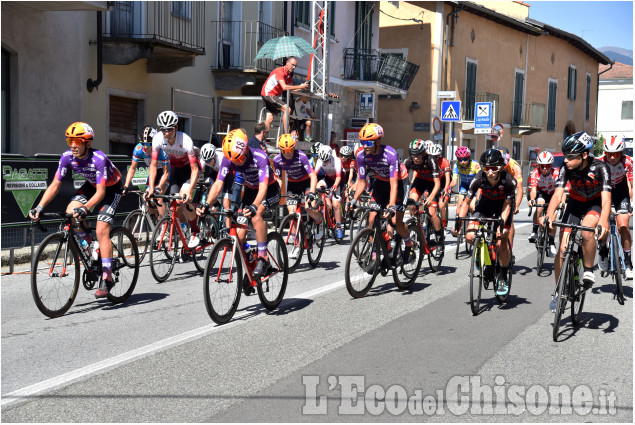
[441,101,461,122]
[474,102,492,133]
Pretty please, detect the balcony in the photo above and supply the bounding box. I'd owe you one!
[511,102,545,135]
[102,1,205,73]
[342,49,419,95]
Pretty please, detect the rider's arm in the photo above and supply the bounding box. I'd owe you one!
[30,179,62,218]
[545,187,565,223]
[84,182,106,212]
[500,199,512,230]
[158,164,170,190]
[389,175,398,206]
[123,160,137,188]
[148,158,158,194]
[188,160,200,198]
[253,181,268,208]
[309,171,318,193]
[429,176,441,200]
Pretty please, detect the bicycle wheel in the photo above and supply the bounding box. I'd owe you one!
[278,213,304,273]
[393,220,424,289]
[306,217,325,267]
[149,216,178,283]
[107,227,139,303]
[495,240,513,304]
[455,227,463,260]
[536,226,547,276]
[345,228,377,298]
[204,238,243,324]
[469,241,483,316]
[257,231,288,310]
[31,233,81,318]
[553,252,571,341]
[426,219,443,272]
[354,210,370,240]
[570,255,586,324]
[612,234,625,305]
[123,209,151,264]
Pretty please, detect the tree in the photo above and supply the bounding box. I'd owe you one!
[594,133,605,157]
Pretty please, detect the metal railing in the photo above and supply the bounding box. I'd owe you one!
[343,48,419,92]
[511,102,545,128]
[211,20,287,73]
[463,91,499,122]
[102,1,205,53]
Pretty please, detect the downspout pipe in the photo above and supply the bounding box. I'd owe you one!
[87,11,103,92]
[594,62,613,140]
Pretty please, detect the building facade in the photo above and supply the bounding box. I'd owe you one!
[597,62,633,144]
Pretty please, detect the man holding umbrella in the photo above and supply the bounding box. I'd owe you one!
[261,56,309,133]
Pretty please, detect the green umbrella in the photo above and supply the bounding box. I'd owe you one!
[254,36,317,61]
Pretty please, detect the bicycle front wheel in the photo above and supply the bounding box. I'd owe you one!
[278,213,304,273]
[469,241,483,316]
[306,217,325,267]
[345,228,377,298]
[31,233,81,318]
[150,216,178,283]
[107,227,139,303]
[553,252,571,341]
[426,219,443,272]
[455,227,463,260]
[354,210,370,240]
[536,226,547,276]
[257,231,288,310]
[204,238,243,324]
[123,209,151,263]
[612,234,625,305]
[570,255,586,324]
[393,220,424,289]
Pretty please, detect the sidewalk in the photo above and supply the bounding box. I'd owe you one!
[1,246,33,274]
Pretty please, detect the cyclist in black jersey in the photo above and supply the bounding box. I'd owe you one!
[542,131,611,301]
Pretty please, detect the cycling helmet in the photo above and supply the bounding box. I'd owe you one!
[409,139,426,156]
[222,129,249,163]
[562,131,594,155]
[157,111,179,130]
[604,136,625,153]
[536,151,554,165]
[498,147,509,155]
[359,123,384,142]
[278,133,296,152]
[139,125,157,145]
[200,143,216,162]
[318,145,333,162]
[311,141,323,155]
[65,122,94,141]
[455,146,471,158]
[340,145,353,158]
[426,143,442,157]
[479,149,505,167]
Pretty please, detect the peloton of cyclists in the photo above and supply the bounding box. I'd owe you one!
[527,151,559,257]
[313,144,345,240]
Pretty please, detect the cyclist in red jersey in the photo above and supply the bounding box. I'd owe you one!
[427,143,452,228]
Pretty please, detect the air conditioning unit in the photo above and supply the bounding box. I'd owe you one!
[350,117,369,128]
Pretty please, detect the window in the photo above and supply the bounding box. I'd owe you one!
[512,70,524,125]
[219,111,241,133]
[172,1,192,20]
[567,65,577,100]
[2,48,10,153]
[622,100,633,120]
[109,95,140,155]
[585,73,591,121]
[464,59,477,121]
[329,2,335,36]
[296,1,310,27]
[512,140,522,161]
[547,80,557,131]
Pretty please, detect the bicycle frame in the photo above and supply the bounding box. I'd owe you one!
[282,195,310,250]
[154,195,197,256]
[608,211,626,274]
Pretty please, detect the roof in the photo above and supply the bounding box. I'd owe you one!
[457,2,543,35]
[599,62,633,80]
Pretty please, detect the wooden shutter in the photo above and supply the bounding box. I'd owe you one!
[547,82,557,131]
[465,62,477,120]
[513,72,524,125]
[109,95,138,154]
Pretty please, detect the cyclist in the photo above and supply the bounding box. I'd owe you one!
[122,125,170,218]
[206,129,281,278]
[29,122,123,298]
[404,139,444,254]
[598,136,633,279]
[313,145,345,240]
[339,145,357,202]
[449,146,480,225]
[272,133,323,258]
[428,143,452,229]
[542,131,611,301]
[456,149,515,296]
[527,151,559,256]
[148,111,201,248]
[346,123,414,265]
[498,147,523,251]
[309,141,325,180]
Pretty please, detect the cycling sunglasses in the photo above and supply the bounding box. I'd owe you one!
[484,166,501,173]
[606,152,621,159]
[564,154,581,161]
[281,148,294,156]
[359,139,376,147]
[160,127,176,133]
[457,157,470,162]
[66,137,87,146]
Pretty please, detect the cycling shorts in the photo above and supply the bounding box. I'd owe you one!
[561,197,602,233]
[409,177,438,208]
[241,183,281,211]
[611,182,631,214]
[458,181,471,195]
[169,166,195,195]
[71,181,123,225]
[470,201,512,230]
[370,178,407,212]
[536,191,553,205]
[287,179,311,198]
[320,177,343,201]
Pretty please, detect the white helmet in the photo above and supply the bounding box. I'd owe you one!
[157,111,179,130]
[318,145,333,162]
[340,145,353,158]
[427,143,442,156]
[200,143,216,162]
[604,136,625,153]
[536,151,554,165]
[423,140,434,152]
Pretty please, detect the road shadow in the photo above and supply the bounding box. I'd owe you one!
[271,297,313,316]
[537,262,555,278]
[555,311,620,342]
[433,264,457,276]
[592,281,633,301]
[362,279,431,298]
[294,260,341,273]
[61,292,170,318]
[513,264,534,276]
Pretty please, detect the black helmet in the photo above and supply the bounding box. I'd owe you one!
[479,149,505,167]
[562,131,594,155]
[310,141,323,155]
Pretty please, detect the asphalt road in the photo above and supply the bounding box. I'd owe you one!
[1,203,632,422]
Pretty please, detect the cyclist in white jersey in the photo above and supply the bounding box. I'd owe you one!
[148,111,201,247]
[313,145,345,239]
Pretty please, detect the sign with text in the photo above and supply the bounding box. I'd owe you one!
[474,102,492,134]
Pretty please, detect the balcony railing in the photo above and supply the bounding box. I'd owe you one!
[511,102,545,129]
[102,1,205,53]
[463,91,499,123]
[343,49,419,92]
[211,20,287,74]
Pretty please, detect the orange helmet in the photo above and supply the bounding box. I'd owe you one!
[223,129,249,163]
[65,122,94,142]
[277,133,296,153]
[359,123,384,146]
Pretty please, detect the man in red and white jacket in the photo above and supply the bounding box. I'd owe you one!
[261,56,309,133]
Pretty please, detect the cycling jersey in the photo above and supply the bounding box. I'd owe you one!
[132,143,169,169]
[466,170,516,203]
[273,150,313,182]
[261,66,292,97]
[151,131,199,169]
[55,149,121,187]
[452,160,481,187]
[357,145,408,182]
[555,158,611,202]
[314,156,342,180]
[529,167,560,195]
[503,158,523,184]
[217,149,273,190]
[598,154,633,188]
[310,157,326,179]
[437,156,451,186]
[341,158,357,173]
[404,155,439,180]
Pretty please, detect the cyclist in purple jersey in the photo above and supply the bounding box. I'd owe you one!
[207,129,281,278]
[346,123,415,266]
[29,122,123,298]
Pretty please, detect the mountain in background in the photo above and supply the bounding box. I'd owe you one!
[599,46,633,65]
